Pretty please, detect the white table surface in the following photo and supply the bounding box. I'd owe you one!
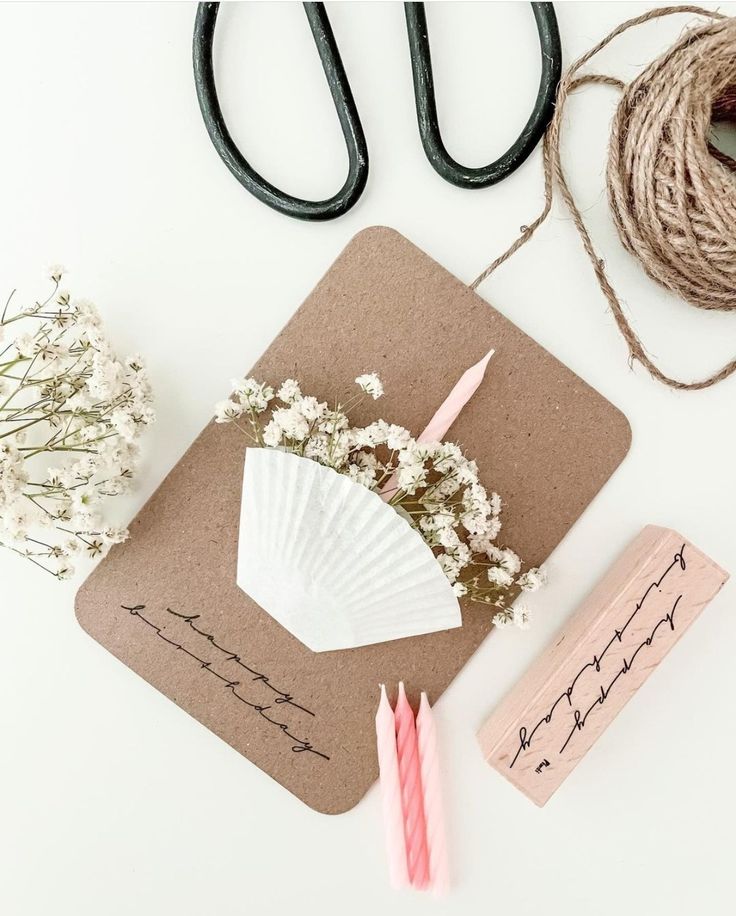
[2,2,734,914]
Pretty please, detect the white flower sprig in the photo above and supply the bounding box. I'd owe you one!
[0,267,154,579]
[216,372,544,628]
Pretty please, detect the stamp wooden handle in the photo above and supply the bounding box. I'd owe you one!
[478,526,728,806]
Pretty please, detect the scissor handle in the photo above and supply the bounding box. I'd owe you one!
[193,2,369,221]
[405,2,562,188]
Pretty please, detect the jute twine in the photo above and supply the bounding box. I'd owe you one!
[471,6,736,391]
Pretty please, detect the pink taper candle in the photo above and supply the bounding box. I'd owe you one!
[416,349,494,445]
[375,685,409,888]
[381,349,494,502]
[394,681,430,889]
[416,692,450,895]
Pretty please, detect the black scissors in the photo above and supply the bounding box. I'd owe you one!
[193,2,561,221]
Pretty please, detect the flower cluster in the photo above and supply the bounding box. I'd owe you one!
[0,267,154,579]
[216,372,544,627]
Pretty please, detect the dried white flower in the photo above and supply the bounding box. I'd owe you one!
[56,562,75,580]
[277,379,302,404]
[298,396,325,422]
[273,405,310,441]
[487,566,514,587]
[513,605,532,629]
[110,409,137,442]
[386,424,411,451]
[0,272,153,579]
[73,298,101,329]
[397,457,427,495]
[304,433,329,462]
[102,526,129,545]
[231,377,274,413]
[438,554,461,583]
[319,410,349,434]
[262,419,282,447]
[14,332,36,358]
[215,399,243,423]
[517,566,547,592]
[347,463,376,488]
[47,264,66,282]
[500,549,522,576]
[355,372,384,400]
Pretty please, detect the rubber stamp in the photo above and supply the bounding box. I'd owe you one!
[478,526,728,806]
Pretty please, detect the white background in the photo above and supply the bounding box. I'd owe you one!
[1,1,735,914]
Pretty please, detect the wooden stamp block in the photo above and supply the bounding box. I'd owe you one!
[478,526,728,806]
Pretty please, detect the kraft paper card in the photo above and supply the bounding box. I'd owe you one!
[75,226,632,814]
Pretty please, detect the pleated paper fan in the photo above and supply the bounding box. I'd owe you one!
[237,447,462,652]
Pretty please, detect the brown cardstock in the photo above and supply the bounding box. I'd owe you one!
[75,226,632,814]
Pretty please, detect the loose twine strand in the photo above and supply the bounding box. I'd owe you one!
[471,6,736,391]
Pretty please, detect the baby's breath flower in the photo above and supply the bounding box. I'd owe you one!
[438,554,461,583]
[364,420,390,446]
[231,377,273,413]
[102,526,129,545]
[304,433,329,462]
[487,566,514,587]
[73,298,101,329]
[386,424,411,451]
[56,562,75,580]
[0,272,153,579]
[47,264,66,283]
[397,461,427,495]
[319,410,349,435]
[14,332,36,358]
[214,399,243,423]
[273,405,309,441]
[513,605,532,629]
[298,396,325,422]
[499,548,521,576]
[347,463,376,487]
[85,538,107,558]
[517,567,546,592]
[110,409,137,442]
[355,372,384,400]
[262,419,282,447]
[277,379,301,404]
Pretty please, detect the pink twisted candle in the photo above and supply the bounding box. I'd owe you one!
[394,681,429,889]
[381,349,494,501]
[375,684,410,889]
[417,348,494,444]
[416,692,450,895]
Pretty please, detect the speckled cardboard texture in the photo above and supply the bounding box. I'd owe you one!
[75,227,631,814]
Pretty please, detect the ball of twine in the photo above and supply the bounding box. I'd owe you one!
[472,6,736,391]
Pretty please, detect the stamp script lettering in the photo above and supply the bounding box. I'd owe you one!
[122,604,330,761]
